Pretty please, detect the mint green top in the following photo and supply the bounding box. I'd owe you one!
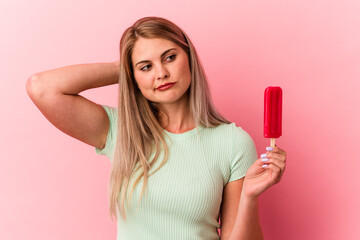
[95,105,258,240]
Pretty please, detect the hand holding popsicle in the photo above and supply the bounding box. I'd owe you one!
[241,86,286,199]
[242,145,287,199]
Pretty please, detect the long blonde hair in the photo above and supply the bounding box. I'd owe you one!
[109,16,231,221]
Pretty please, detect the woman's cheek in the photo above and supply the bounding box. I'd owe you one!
[139,77,154,91]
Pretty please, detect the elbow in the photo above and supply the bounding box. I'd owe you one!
[26,74,47,98]
[26,74,39,96]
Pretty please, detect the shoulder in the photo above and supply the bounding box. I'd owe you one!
[102,105,118,119]
[95,105,118,159]
[101,105,118,128]
[207,122,254,144]
[229,123,258,165]
[231,123,255,147]
[199,122,254,144]
[200,122,235,136]
[227,123,258,183]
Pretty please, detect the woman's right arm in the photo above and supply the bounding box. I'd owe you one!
[25,61,120,150]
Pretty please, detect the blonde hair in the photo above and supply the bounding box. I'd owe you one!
[109,16,231,221]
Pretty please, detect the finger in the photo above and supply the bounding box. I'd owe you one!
[262,162,283,183]
[256,157,268,166]
[260,152,286,162]
[261,157,286,172]
[268,145,287,156]
[265,152,286,162]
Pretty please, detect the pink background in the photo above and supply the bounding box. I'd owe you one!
[1,0,359,239]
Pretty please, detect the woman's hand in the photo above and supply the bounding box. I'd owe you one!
[242,146,287,199]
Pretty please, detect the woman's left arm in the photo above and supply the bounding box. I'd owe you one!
[228,146,287,240]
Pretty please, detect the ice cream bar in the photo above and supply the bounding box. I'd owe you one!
[264,86,282,147]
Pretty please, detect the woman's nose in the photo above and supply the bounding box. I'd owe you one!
[156,64,169,80]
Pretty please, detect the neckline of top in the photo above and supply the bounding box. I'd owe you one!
[162,125,203,139]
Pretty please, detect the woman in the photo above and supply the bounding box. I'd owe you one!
[26,16,286,240]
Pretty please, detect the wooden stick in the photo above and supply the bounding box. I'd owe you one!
[270,138,276,147]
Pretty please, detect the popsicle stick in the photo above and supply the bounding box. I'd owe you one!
[270,138,276,147]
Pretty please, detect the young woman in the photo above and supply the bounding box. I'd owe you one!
[26,16,286,240]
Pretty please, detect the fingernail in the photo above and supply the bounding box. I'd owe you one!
[262,158,268,162]
[266,147,273,151]
[262,164,268,168]
[260,153,267,158]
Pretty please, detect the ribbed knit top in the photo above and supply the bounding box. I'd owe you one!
[95,105,258,240]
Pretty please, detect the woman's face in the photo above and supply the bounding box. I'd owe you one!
[131,37,191,106]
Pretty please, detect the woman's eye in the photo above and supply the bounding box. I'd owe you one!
[166,54,176,61]
[140,55,176,71]
[141,65,151,71]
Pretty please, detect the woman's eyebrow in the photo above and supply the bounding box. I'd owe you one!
[135,48,177,67]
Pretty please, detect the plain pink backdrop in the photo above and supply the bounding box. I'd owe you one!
[1,0,359,239]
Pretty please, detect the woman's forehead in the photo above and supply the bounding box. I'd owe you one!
[132,38,178,61]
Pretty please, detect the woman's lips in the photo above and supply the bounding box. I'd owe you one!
[157,83,175,91]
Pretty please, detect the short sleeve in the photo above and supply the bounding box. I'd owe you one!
[228,124,258,183]
[95,105,118,160]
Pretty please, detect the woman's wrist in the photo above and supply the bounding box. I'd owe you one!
[241,186,260,202]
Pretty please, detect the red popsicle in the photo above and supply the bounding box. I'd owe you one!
[264,86,282,147]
